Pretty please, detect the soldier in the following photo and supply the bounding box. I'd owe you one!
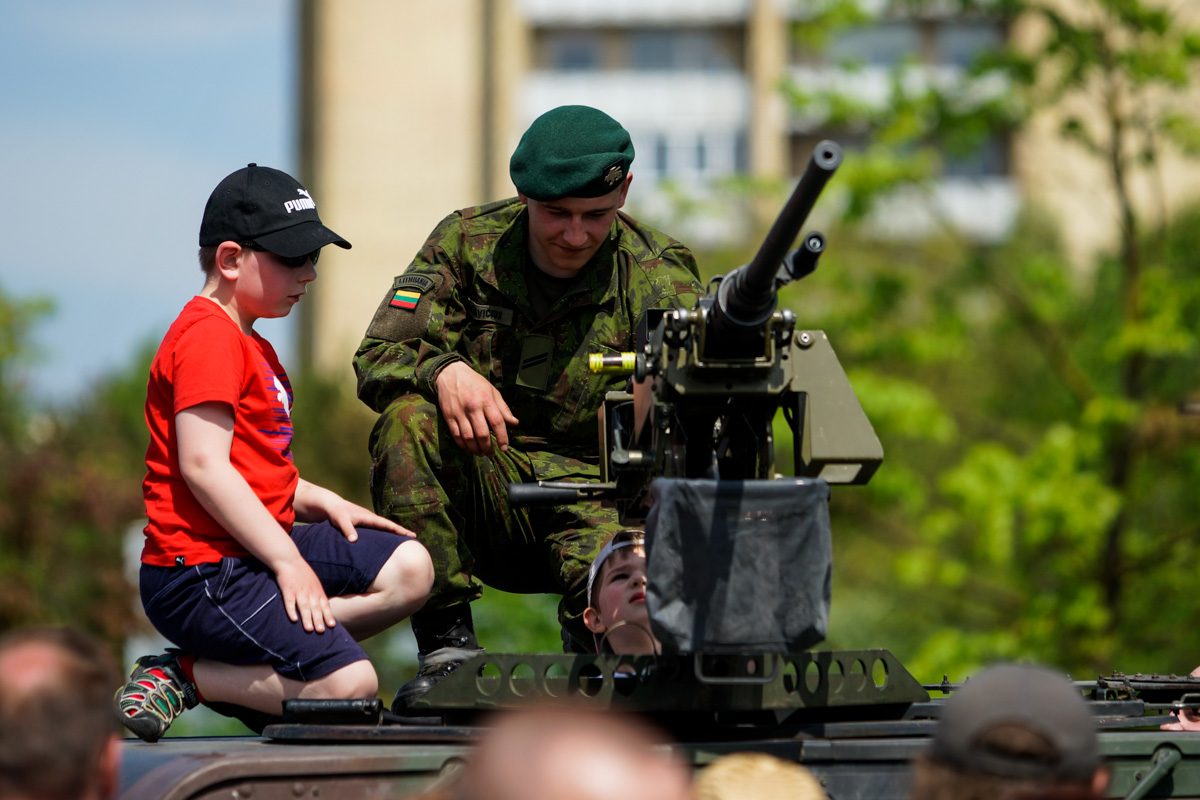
[354,105,703,708]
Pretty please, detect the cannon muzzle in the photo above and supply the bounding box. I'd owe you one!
[709,141,841,347]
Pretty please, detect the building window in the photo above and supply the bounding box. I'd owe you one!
[828,22,921,66]
[790,16,1010,179]
[629,30,674,70]
[543,30,603,71]
[654,135,670,180]
[800,17,1004,70]
[938,22,1003,68]
[628,28,739,71]
[634,130,744,184]
[943,135,1010,178]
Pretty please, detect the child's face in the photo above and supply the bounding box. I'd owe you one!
[584,545,658,653]
[232,247,317,323]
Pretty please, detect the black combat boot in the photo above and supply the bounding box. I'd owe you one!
[392,604,483,712]
[562,627,592,654]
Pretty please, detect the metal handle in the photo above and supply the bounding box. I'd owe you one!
[1125,746,1182,800]
[693,654,780,686]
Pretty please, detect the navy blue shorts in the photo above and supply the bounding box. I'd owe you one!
[140,522,411,682]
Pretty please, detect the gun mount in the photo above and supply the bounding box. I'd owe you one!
[505,142,883,655]
[510,141,883,524]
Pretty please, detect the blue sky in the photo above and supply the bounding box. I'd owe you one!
[1,0,297,404]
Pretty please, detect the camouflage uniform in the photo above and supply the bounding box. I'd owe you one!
[354,197,701,644]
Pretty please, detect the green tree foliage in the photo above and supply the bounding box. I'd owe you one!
[779,0,1200,679]
[0,285,148,654]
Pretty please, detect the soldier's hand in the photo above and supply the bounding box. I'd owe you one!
[1162,666,1200,730]
[1161,708,1200,731]
[435,361,519,456]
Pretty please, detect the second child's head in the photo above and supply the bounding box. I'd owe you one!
[196,164,350,328]
[583,530,660,654]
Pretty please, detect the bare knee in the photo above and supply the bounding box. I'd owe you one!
[307,660,378,699]
[378,540,434,607]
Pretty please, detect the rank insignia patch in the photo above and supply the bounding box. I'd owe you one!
[516,335,555,391]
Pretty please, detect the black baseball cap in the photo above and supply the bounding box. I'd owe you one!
[198,164,350,257]
[930,663,1100,782]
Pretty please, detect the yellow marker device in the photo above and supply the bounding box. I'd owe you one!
[588,353,637,374]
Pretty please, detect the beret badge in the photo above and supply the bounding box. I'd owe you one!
[603,162,624,186]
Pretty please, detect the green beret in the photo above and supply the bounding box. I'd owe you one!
[510,106,635,201]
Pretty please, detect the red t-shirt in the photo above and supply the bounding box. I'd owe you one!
[141,297,299,566]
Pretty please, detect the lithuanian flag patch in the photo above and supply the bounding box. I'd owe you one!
[389,289,421,310]
[387,274,435,311]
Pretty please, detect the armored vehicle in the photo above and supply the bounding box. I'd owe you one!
[115,659,1200,800]
[115,143,1200,800]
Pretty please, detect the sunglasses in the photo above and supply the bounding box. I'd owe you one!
[240,242,321,268]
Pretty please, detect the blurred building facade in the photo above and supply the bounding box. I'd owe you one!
[297,0,1200,378]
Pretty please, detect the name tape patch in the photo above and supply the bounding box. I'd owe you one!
[468,300,514,327]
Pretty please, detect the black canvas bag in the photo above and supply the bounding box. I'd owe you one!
[644,478,832,654]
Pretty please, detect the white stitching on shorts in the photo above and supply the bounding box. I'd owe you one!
[201,573,301,680]
[245,595,276,624]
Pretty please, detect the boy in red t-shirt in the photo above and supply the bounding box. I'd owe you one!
[114,165,434,742]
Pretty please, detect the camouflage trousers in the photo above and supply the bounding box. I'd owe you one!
[367,393,624,647]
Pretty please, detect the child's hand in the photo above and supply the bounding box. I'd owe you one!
[294,479,417,542]
[325,498,414,543]
[275,558,337,633]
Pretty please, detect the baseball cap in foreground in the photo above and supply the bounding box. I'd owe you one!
[931,662,1100,782]
[199,164,350,257]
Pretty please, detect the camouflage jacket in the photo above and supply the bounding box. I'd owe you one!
[354,197,703,459]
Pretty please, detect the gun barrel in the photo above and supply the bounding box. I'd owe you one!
[745,141,841,296]
[508,481,615,507]
[712,142,842,340]
[783,232,826,282]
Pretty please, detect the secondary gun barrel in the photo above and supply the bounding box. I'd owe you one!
[710,141,842,345]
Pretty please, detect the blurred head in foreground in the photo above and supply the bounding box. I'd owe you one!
[694,751,826,800]
[0,626,122,800]
[456,704,689,800]
[909,662,1109,800]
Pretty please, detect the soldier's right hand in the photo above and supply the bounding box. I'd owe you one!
[1162,666,1200,730]
[435,361,519,456]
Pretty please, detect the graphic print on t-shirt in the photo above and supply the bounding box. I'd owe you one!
[262,361,294,460]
